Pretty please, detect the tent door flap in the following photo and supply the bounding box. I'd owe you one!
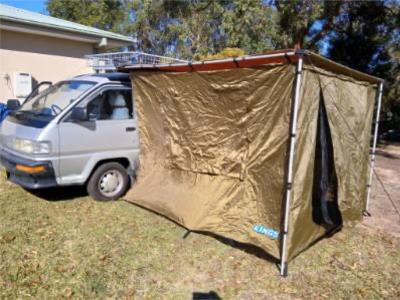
[312,90,342,229]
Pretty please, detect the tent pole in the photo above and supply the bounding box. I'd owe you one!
[364,82,384,215]
[280,57,304,277]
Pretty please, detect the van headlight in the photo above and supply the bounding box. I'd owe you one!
[13,138,51,154]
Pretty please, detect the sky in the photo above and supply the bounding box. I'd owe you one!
[1,0,47,14]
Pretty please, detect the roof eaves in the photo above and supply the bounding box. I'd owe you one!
[0,4,133,43]
[1,15,133,43]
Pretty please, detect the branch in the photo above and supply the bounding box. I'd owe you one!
[307,3,342,47]
[195,0,213,13]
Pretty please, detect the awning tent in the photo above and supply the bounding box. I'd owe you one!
[120,49,383,276]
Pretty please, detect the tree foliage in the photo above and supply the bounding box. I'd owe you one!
[46,0,400,125]
[327,1,397,73]
[221,1,277,53]
[127,0,278,59]
[198,47,246,60]
[327,1,399,111]
[47,0,128,33]
[273,0,342,50]
[127,0,228,58]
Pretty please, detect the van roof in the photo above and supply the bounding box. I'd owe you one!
[74,72,130,83]
[91,72,130,82]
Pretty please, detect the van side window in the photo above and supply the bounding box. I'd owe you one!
[87,89,133,120]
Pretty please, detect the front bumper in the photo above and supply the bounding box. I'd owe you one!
[0,149,57,189]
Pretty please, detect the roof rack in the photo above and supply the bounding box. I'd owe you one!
[85,51,188,71]
[120,50,298,73]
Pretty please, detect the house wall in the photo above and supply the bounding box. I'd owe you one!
[0,29,93,102]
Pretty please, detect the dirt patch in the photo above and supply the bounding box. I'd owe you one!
[364,143,400,237]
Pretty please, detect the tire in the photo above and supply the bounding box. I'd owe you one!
[87,162,129,201]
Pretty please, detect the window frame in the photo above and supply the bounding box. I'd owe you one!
[63,84,133,122]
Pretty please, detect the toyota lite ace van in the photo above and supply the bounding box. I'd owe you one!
[0,73,139,201]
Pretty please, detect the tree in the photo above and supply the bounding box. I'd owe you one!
[273,0,342,50]
[47,0,399,131]
[46,0,129,34]
[326,1,400,127]
[327,1,395,73]
[197,47,246,60]
[221,0,277,53]
[382,38,400,132]
[127,0,227,58]
[271,0,399,132]
[128,0,278,59]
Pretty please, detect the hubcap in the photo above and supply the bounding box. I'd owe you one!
[98,170,123,197]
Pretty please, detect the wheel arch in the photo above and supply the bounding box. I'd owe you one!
[86,157,131,184]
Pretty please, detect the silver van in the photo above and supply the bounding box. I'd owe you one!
[0,73,139,201]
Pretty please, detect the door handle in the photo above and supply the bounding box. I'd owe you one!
[126,127,136,132]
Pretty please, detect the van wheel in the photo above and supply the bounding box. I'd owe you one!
[87,162,129,201]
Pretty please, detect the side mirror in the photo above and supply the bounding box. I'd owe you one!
[6,99,21,111]
[70,107,88,122]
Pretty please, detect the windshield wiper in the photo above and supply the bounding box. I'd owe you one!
[8,110,28,119]
[17,110,35,115]
[13,110,52,118]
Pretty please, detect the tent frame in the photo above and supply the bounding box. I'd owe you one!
[364,82,384,214]
[122,49,384,277]
[279,55,304,277]
[280,59,384,276]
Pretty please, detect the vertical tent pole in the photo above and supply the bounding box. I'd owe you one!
[280,56,304,277]
[365,82,384,214]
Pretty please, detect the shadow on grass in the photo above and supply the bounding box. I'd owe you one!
[26,185,88,201]
[124,200,279,267]
[192,291,221,300]
[198,231,279,265]
[375,149,400,160]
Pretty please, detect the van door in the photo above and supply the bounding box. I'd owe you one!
[57,85,139,185]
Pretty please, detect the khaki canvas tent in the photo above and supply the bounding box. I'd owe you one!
[120,49,383,276]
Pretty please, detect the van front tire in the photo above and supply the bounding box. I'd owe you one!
[87,162,129,201]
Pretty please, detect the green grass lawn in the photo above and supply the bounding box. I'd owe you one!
[0,173,399,299]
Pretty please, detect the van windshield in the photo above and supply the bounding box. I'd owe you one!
[19,80,95,117]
